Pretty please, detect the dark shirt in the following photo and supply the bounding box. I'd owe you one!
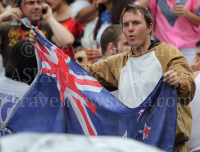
[0,20,53,67]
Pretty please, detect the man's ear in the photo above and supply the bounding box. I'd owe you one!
[147,23,153,34]
[107,43,117,55]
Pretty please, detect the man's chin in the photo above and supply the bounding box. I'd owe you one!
[29,17,41,24]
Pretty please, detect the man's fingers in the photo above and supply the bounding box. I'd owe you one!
[163,71,177,82]
[167,76,177,84]
[164,70,173,77]
[30,29,36,36]
[29,37,36,44]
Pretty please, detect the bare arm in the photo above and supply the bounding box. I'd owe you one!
[174,5,200,27]
[138,0,151,8]
[0,2,5,14]
[42,3,74,46]
[74,0,98,24]
[0,8,22,23]
[185,10,200,27]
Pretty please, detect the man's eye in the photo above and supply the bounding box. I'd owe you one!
[133,21,139,25]
[123,23,128,27]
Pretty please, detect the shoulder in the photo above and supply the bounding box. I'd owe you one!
[154,42,183,57]
[106,51,130,68]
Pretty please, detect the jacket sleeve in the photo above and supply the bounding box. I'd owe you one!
[155,44,195,143]
[156,44,196,105]
[82,56,120,92]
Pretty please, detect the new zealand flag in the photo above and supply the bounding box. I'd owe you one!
[3,18,177,152]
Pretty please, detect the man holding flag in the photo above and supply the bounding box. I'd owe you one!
[27,4,194,152]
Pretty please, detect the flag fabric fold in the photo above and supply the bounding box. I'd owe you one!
[3,18,177,152]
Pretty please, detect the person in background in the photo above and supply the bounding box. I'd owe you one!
[93,0,126,47]
[136,0,200,64]
[190,41,200,72]
[70,0,98,46]
[0,39,37,136]
[99,24,130,61]
[84,0,127,63]
[0,0,74,67]
[186,70,200,152]
[46,0,85,58]
[74,46,89,65]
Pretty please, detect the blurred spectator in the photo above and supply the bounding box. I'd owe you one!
[99,24,130,98]
[74,46,89,65]
[137,0,200,64]
[100,24,130,61]
[93,0,127,47]
[46,0,85,58]
[0,39,37,136]
[70,0,98,49]
[190,41,200,72]
[86,0,127,63]
[0,0,74,67]
[187,70,200,152]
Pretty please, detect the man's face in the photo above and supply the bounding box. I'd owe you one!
[21,0,43,23]
[122,11,151,49]
[117,33,130,53]
[196,47,200,62]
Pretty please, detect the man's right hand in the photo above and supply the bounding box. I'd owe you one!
[0,8,22,22]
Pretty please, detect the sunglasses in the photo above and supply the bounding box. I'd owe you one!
[75,57,84,63]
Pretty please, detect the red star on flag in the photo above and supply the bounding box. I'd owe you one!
[139,123,151,140]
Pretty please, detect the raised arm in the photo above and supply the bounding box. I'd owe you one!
[138,0,151,8]
[42,3,74,46]
[71,0,98,24]
[174,5,200,27]
[0,8,22,23]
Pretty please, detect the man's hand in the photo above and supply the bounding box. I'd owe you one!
[174,5,188,17]
[29,27,45,45]
[163,70,179,88]
[41,3,52,21]
[0,8,22,22]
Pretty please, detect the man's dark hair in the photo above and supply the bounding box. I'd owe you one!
[120,4,153,28]
[14,0,45,7]
[5,39,38,85]
[196,41,200,47]
[100,25,123,55]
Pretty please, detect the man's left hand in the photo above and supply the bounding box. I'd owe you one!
[41,3,52,20]
[163,70,179,88]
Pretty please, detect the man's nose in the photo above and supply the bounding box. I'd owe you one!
[128,24,134,32]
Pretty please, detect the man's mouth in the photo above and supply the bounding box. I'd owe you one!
[32,12,40,16]
[129,35,136,40]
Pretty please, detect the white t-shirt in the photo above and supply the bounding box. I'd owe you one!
[0,77,30,136]
[187,74,200,152]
